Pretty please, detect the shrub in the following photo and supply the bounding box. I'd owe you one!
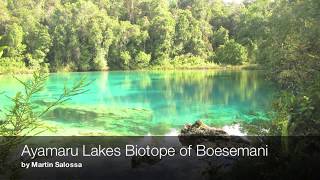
[212,26,229,48]
[120,51,131,70]
[214,39,248,65]
[172,54,206,66]
[132,51,151,69]
[0,57,28,74]
[0,71,90,178]
[92,48,107,71]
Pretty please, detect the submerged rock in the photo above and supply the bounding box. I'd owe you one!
[45,105,152,121]
[43,105,154,135]
[46,107,99,121]
[32,99,55,106]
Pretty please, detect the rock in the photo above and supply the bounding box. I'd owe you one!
[180,120,228,136]
[179,120,250,148]
[32,99,54,106]
[46,107,99,121]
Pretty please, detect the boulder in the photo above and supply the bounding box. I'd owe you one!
[180,120,228,136]
[179,120,250,148]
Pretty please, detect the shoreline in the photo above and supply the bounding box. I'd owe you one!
[0,64,262,76]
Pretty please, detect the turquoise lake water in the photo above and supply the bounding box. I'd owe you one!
[0,70,276,135]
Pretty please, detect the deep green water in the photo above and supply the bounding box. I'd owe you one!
[0,70,276,135]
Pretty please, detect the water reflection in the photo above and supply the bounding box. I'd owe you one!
[0,70,276,135]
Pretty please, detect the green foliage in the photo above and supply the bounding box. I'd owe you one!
[0,46,6,58]
[272,87,320,137]
[0,70,90,175]
[24,26,52,68]
[242,0,320,136]
[177,0,211,20]
[236,0,272,63]
[0,36,7,58]
[148,10,175,64]
[257,0,320,91]
[132,51,151,69]
[0,71,90,137]
[173,9,208,57]
[3,23,26,59]
[212,26,229,49]
[47,0,114,71]
[0,57,29,74]
[0,0,258,71]
[214,39,248,65]
[172,54,206,67]
[119,51,132,70]
[1,72,50,137]
[108,21,147,70]
[0,70,90,178]
[209,0,241,35]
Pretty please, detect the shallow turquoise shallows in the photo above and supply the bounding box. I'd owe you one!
[0,70,276,136]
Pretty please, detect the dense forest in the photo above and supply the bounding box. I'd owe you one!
[0,0,249,72]
[0,0,319,136]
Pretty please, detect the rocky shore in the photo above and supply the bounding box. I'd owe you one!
[179,120,251,148]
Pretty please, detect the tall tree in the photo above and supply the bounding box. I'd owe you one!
[147,8,175,64]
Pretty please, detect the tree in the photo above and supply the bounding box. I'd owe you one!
[48,1,114,71]
[255,0,320,136]
[209,0,242,36]
[0,36,7,58]
[173,9,208,57]
[236,0,273,63]
[212,26,229,49]
[3,23,26,59]
[214,39,248,65]
[176,0,212,21]
[24,26,52,68]
[148,9,175,64]
[108,21,148,69]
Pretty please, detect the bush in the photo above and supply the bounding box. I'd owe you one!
[0,57,29,74]
[172,54,206,66]
[119,51,131,70]
[212,26,229,48]
[132,51,151,69]
[214,39,248,65]
[92,48,107,71]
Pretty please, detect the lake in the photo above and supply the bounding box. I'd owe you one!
[0,70,276,136]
